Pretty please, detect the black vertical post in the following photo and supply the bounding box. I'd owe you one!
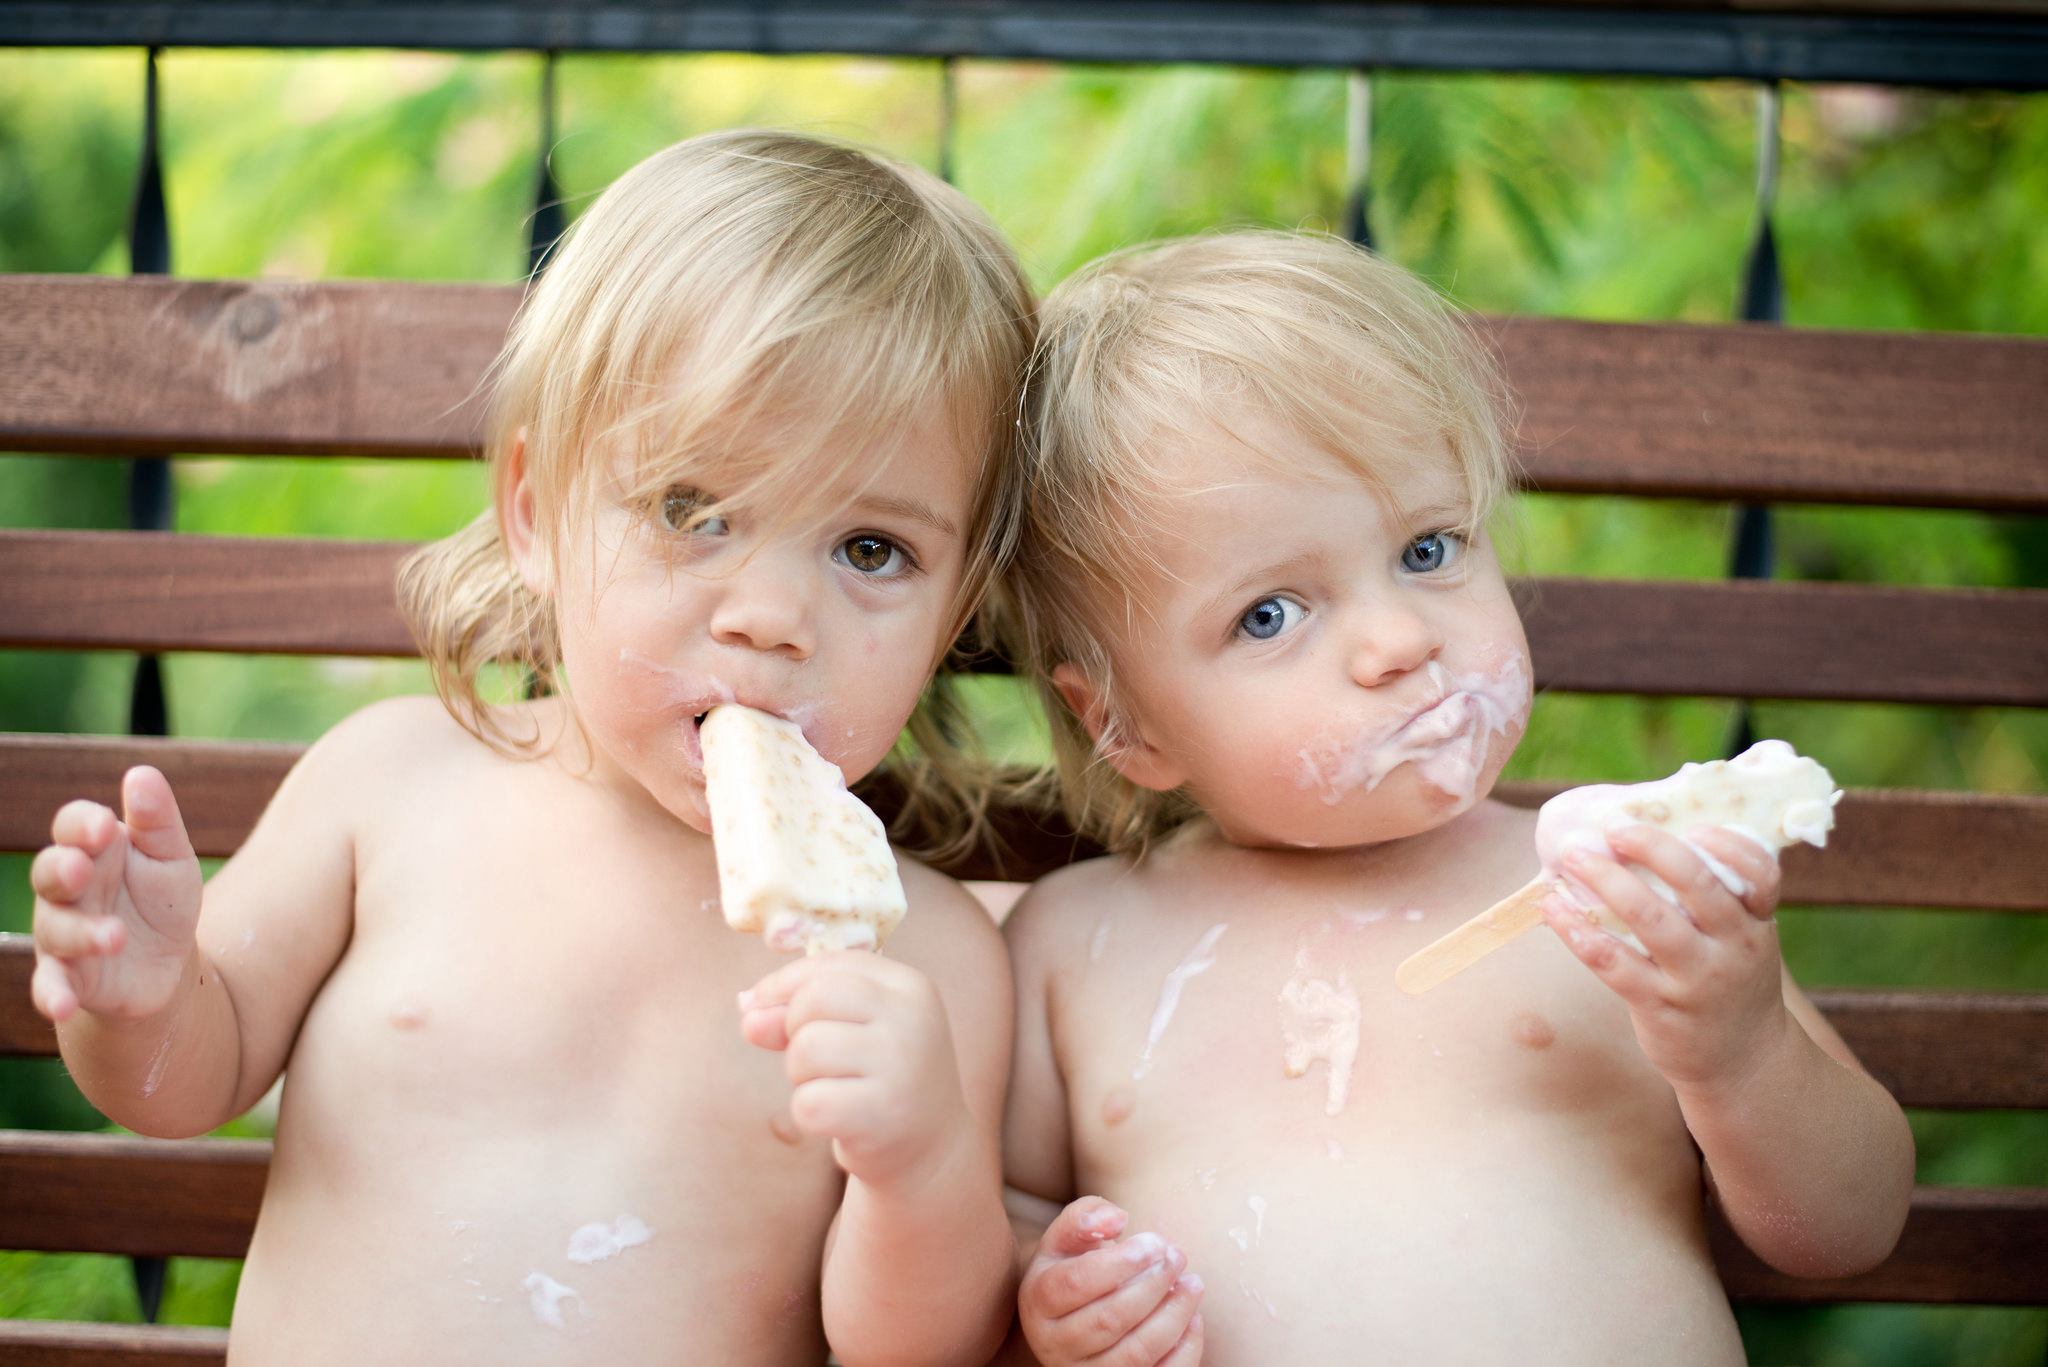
[1342,70,1373,249]
[527,51,565,280]
[126,44,172,1327]
[937,57,959,186]
[1727,81,1782,757]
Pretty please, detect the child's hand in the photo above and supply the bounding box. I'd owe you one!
[1017,1197,1203,1367]
[30,767,204,1024]
[1540,824,1789,1095]
[739,951,974,1189]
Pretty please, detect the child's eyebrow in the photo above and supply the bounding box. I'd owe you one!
[1194,551,1322,623]
[856,494,960,538]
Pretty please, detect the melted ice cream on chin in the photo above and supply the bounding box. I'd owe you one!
[1295,656,1531,807]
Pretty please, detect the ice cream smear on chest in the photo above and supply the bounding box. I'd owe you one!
[700,704,906,954]
[1397,740,1840,994]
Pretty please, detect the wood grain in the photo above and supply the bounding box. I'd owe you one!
[0,1128,268,1259]
[1715,1186,2048,1305]
[0,275,511,458]
[0,1321,227,1367]
[5,275,2044,511]
[2,737,2043,910]
[8,530,2046,706]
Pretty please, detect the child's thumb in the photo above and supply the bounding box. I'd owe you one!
[121,766,196,866]
[1042,1196,1127,1260]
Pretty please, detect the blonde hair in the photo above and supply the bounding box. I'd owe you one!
[1000,230,1512,855]
[399,129,1035,857]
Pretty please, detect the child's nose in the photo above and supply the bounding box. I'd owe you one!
[1344,597,1444,689]
[707,555,817,660]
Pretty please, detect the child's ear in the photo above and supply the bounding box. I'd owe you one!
[499,427,551,599]
[1050,663,1187,793]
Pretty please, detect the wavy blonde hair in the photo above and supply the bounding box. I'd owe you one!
[998,230,1513,855]
[399,129,1035,857]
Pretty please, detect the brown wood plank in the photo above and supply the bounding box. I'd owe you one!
[7,529,2048,705]
[6,275,2045,511]
[0,1321,227,1367]
[0,531,414,657]
[1807,989,2048,1109]
[1717,1186,2048,1305]
[0,274,510,458]
[1513,577,2048,707]
[0,935,58,1058]
[1493,315,2048,512]
[0,1129,268,1260]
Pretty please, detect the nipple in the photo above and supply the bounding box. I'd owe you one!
[1509,1012,1556,1051]
[1101,1086,1136,1127]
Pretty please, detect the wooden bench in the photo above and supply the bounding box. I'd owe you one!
[1,269,2044,1361]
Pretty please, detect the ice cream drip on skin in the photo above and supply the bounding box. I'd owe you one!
[1134,923,1227,1080]
[567,1214,653,1265]
[1534,739,1840,949]
[1278,961,1361,1117]
[524,1273,585,1329]
[1295,655,1530,807]
[140,1012,177,1099]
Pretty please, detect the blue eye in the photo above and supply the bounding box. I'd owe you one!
[1402,532,1461,573]
[1239,596,1302,641]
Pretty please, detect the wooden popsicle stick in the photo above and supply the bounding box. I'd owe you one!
[1395,877,1560,996]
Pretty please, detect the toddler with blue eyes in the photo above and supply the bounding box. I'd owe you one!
[992,231,1912,1366]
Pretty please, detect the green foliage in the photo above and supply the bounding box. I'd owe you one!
[2,45,2044,1356]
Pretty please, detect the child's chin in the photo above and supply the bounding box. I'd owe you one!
[1225,772,1486,850]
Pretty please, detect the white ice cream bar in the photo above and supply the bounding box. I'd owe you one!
[1396,740,1840,994]
[699,704,906,955]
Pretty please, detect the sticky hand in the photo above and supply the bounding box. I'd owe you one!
[1540,822,1789,1093]
[738,951,971,1188]
[1019,1197,1204,1367]
[30,766,203,1024]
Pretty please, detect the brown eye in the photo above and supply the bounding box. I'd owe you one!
[659,487,724,534]
[840,535,902,576]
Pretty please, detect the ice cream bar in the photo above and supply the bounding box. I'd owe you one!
[1396,740,1840,994]
[700,704,907,955]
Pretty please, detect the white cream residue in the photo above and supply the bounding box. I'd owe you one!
[1089,920,1112,961]
[1195,1167,1218,1191]
[566,1214,653,1265]
[1295,656,1530,807]
[524,1272,585,1329]
[1340,908,1388,928]
[140,1013,177,1099]
[1134,923,1227,1080]
[1246,1195,1268,1246]
[1240,1279,1281,1320]
[1228,1226,1249,1251]
[1279,969,1361,1116]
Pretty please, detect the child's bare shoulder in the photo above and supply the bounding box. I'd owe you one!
[1003,852,1148,967]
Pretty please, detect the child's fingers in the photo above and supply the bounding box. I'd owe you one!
[1556,846,1703,976]
[1039,1197,1128,1261]
[1103,1273,1204,1367]
[1541,893,1661,1003]
[1606,826,1747,939]
[787,1074,880,1139]
[1154,1310,1204,1367]
[47,800,118,859]
[1029,1231,1170,1319]
[1040,1240,1186,1360]
[121,767,196,867]
[782,1018,870,1084]
[30,952,82,1023]
[33,900,125,960]
[29,844,96,904]
[737,997,791,1051]
[1687,826,1781,920]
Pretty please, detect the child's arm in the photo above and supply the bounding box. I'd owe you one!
[1539,825,1915,1277]
[739,870,1015,1367]
[996,883,1204,1367]
[31,729,361,1137]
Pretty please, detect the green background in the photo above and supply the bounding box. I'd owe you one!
[1,47,2043,1363]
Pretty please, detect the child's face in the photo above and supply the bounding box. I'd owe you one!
[514,413,976,834]
[1068,413,1530,850]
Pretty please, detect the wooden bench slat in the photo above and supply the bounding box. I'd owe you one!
[0,1129,268,1260]
[1,737,2043,909]
[6,939,2040,1106]
[5,275,2045,511]
[7,530,2047,707]
[0,1320,228,1367]
[1715,1186,2048,1306]
[0,1126,2036,1305]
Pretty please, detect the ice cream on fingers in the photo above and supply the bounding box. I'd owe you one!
[699,704,907,955]
[1395,740,1840,995]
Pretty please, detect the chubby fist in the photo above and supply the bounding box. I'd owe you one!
[31,766,203,1023]
[1019,1197,1204,1367]
[738,951,973,1187]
